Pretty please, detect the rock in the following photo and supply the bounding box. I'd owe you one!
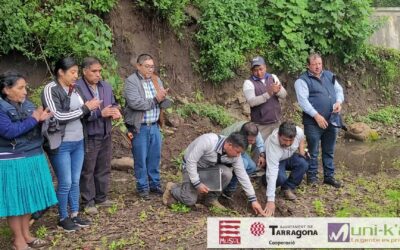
[237,94,246,104]
[242,104,250,116]
[346,80,352,88]
[163,128,175,136]
[111,157,133,171]
[175,96,189,105]
[344,122,379,142]
[165,113,184,127]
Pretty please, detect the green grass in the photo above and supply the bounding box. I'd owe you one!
[176,103,234,127]
[363,106,400,126]
[170,202,191,213]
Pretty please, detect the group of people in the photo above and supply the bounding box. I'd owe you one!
[0,56,122,249]
[163,53,344,217]
[0,52,344,249]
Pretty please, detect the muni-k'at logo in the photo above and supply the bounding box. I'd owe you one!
[328,223,350,242]
[219,220,241,244]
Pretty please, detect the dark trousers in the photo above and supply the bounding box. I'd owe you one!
[80,136,112,206]
[304,124,338,181]
[277,153,309,190]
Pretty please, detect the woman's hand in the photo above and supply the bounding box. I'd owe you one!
[32,107,52,122]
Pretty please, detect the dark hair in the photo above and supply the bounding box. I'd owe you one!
[226,132,248,150]
[240,122,258,137]
[136,54,153,64]
[81,57,101,69]
[0,71,25,99]
[278,121,297,139]
[307,52,322,65]
[53,57,78,77]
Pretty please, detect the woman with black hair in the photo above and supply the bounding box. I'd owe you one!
[41,57,101,232]
[0,71,57,250]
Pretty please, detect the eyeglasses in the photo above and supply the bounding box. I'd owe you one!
[141,64,155,70]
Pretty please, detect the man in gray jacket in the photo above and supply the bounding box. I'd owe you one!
[123,54,168,200]
[162,132,266,216]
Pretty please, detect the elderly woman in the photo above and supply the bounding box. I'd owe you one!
[0,71,57,250]
[41,57,101,232]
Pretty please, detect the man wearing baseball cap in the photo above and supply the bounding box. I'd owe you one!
[243,56,287,142]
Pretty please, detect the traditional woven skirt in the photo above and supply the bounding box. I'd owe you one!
[0,153,58,217]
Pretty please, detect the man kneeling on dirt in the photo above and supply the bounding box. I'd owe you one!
[163,132,266,216]
[220,121,266,199]
[263,121,309,217]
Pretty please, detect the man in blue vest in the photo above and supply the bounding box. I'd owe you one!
[243,56,287,142]
[294,53,344,188]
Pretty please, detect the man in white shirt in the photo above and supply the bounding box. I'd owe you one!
[262,122,309,217]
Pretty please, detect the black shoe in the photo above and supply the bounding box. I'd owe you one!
[221,190,234,200]
[261,174,267,187]
[307,177,318,187]
[150,186,163,196]
[138,191,150,200]
[323,178,342,188]
[71,216,91,228]
[57,218,80,232]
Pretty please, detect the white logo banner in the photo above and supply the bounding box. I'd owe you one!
[207,217,400,248]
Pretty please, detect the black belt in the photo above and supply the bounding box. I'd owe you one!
[141,122,157,126]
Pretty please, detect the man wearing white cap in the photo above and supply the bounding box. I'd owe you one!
[243,56,287,142]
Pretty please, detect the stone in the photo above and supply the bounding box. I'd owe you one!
[111,157,133,171]
[165,113,184,127]
[344,122,379,142]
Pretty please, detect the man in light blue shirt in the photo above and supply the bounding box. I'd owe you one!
[220,121,266,198]
[294,53,344,188]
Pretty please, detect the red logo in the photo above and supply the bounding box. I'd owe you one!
[250,222,265,236]
[219,220,241,244]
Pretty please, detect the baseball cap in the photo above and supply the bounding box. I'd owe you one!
[251,56,266,68]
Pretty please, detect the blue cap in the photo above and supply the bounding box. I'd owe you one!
[329,113,344,129]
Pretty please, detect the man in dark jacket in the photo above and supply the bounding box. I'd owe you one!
[76,57,121,214]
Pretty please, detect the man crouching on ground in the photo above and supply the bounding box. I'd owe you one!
[163,132,266,216]
[263,121,309,216]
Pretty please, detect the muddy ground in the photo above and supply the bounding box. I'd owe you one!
[1,114,399,249]
[1,0,400,248]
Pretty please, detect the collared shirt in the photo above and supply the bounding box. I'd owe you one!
[294,70,344,118]
[182,133,257,202]
[265,127,304,202]
[220,121,265,153]
[142,78,160,123]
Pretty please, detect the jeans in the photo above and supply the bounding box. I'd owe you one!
[131,123,162,193]
[276,153,309,190]
[304,124,338,181]
[48,140,84,220]
[80,136,112,206]
[224,152,257,193]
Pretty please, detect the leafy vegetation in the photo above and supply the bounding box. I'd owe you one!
[35,225,48,239]
[176,102,234,127]
[372,0,400,6]
[170,202,191,213]
[140,0,376,83]
[334,175,400,217]
[0,0,123,102]
[363,106,400,125]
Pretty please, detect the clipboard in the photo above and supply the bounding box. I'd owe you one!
[198,167,222,191]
